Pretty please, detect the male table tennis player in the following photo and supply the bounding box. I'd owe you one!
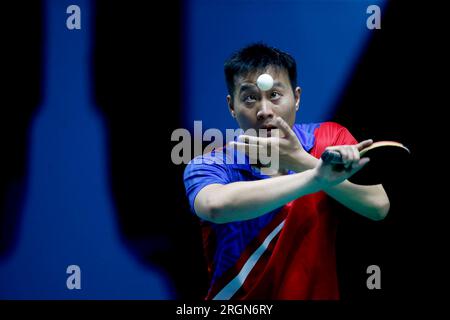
[184,43,390,300]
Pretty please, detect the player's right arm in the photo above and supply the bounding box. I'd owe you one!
[194,154,369,224]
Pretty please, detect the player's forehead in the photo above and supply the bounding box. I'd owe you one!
[235,66,290,92]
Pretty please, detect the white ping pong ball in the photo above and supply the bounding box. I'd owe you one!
[256,73,274,91]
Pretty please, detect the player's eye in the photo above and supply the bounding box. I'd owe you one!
[243,95,257,103]
[270,91,281,99]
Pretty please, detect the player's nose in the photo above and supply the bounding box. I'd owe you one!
[256,99,274,121]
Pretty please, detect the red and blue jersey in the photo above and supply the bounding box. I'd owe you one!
[183,122,358,300]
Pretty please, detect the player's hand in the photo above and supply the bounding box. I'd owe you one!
[230,116,309,171]
[312,141,372,187]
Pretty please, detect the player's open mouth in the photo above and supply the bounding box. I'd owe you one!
[260,124,277,130]
[260,125,278,136]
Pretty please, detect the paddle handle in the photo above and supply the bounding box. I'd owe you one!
[321,150,344,164]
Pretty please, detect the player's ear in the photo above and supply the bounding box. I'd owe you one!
[227,95,236,118]
[294,87,301,112]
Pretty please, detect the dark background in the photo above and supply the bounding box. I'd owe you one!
[1,0,446,302]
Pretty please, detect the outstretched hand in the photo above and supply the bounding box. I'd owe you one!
[230,117,308,171]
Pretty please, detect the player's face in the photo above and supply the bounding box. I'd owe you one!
[227,67,301,135]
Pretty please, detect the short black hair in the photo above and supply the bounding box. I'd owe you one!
[224,43,297,97]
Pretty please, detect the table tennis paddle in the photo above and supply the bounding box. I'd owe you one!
[321,141,411,185]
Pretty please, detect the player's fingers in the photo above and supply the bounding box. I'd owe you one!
[338,148,351,169]
[238,135,269,146]
[349,157,370,174]
[230,141,258,151]
[345,146,359,170]
[346,147,361,170]
[351,146,360,162]
[275,117,295,139]
[356,139,373,151]
[230,141,259,158]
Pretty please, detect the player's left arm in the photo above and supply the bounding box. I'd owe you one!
[294,142,390,221]
[236,117,390,221]
[323,181,389,221]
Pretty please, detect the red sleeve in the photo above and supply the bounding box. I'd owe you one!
[310,122,358,158]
